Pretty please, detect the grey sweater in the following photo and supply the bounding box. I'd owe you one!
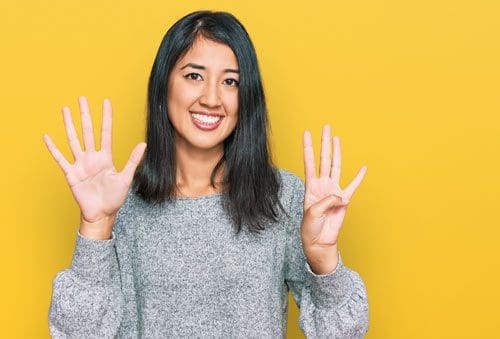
[48,168,369,338]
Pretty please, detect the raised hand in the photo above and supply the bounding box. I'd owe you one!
[301,124,367,275]
[43,96,147,237]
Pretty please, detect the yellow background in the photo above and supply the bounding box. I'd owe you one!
[1,0,499,337]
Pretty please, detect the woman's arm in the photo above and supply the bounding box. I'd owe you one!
[48,229,125,337]
[285,173,369,338]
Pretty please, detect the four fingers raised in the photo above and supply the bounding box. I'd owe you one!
[303,124,366,200]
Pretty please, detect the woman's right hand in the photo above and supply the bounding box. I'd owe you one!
[43,96,147,239]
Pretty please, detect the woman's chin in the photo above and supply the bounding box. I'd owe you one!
[186,138,225,151]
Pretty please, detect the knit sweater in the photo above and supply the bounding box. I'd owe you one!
[48,168,369,338]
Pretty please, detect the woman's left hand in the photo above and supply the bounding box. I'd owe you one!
[301,124,367,275]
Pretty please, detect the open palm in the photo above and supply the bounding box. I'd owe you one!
[43,96,147,223]
[301,125,367,249]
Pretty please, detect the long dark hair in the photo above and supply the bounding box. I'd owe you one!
[133,10,287,234]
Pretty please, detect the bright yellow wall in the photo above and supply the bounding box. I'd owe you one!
[1,0,498,337]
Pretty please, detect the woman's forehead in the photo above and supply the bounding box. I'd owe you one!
[176,37,239,71]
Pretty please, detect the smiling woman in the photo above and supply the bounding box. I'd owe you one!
[132,11,283,233]
[45,10,369,338]
[165,37,240,189]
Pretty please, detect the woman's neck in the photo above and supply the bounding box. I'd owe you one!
[174,141,225,197]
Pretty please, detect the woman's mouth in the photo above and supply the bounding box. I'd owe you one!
[190,112,224,131]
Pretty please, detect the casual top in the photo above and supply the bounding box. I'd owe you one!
[48,168,369,338]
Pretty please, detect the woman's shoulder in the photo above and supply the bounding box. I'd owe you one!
[117,186,142,215]
[275,167,305,207]
[276,167,304,186]
[112,186,148,235]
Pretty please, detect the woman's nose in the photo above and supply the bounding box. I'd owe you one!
[199,82,222,107]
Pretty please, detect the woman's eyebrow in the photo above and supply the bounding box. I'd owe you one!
[180,63,239,74]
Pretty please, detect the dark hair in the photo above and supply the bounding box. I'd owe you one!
[132,10,287,234]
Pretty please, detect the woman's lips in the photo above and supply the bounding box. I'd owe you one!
[190,112,224,131]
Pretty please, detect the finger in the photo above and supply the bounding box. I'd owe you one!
[328,192,349,206]
[121,142,147,186]
[43,133,73,177]
[100,98,112,154]
[319,124,331,178]
[331,135,341,185]
[303,130,316,183]
[62,106,83,160]
[309,193,346,218]
[343,166,367,199]
[78,96,96,151]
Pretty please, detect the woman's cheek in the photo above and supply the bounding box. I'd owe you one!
[177,82,197,103]
[224,92,239,116]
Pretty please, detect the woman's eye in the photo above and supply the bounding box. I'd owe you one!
[224,78,240,87]
[184,73,202,81]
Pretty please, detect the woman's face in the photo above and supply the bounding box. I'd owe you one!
[167,36,239,152]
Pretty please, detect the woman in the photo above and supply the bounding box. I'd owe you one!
[44,10,369,338]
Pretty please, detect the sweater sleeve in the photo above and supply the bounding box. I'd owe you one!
[284,174,369,339]
[48,202,138,338]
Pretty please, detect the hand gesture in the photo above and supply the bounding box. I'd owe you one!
[43,96,147,226]
[301,124,366,274]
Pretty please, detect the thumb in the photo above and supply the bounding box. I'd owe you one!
[309,194,347,218]
[121,142,147,186]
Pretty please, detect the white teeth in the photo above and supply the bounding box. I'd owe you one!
[191,113,221,124]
